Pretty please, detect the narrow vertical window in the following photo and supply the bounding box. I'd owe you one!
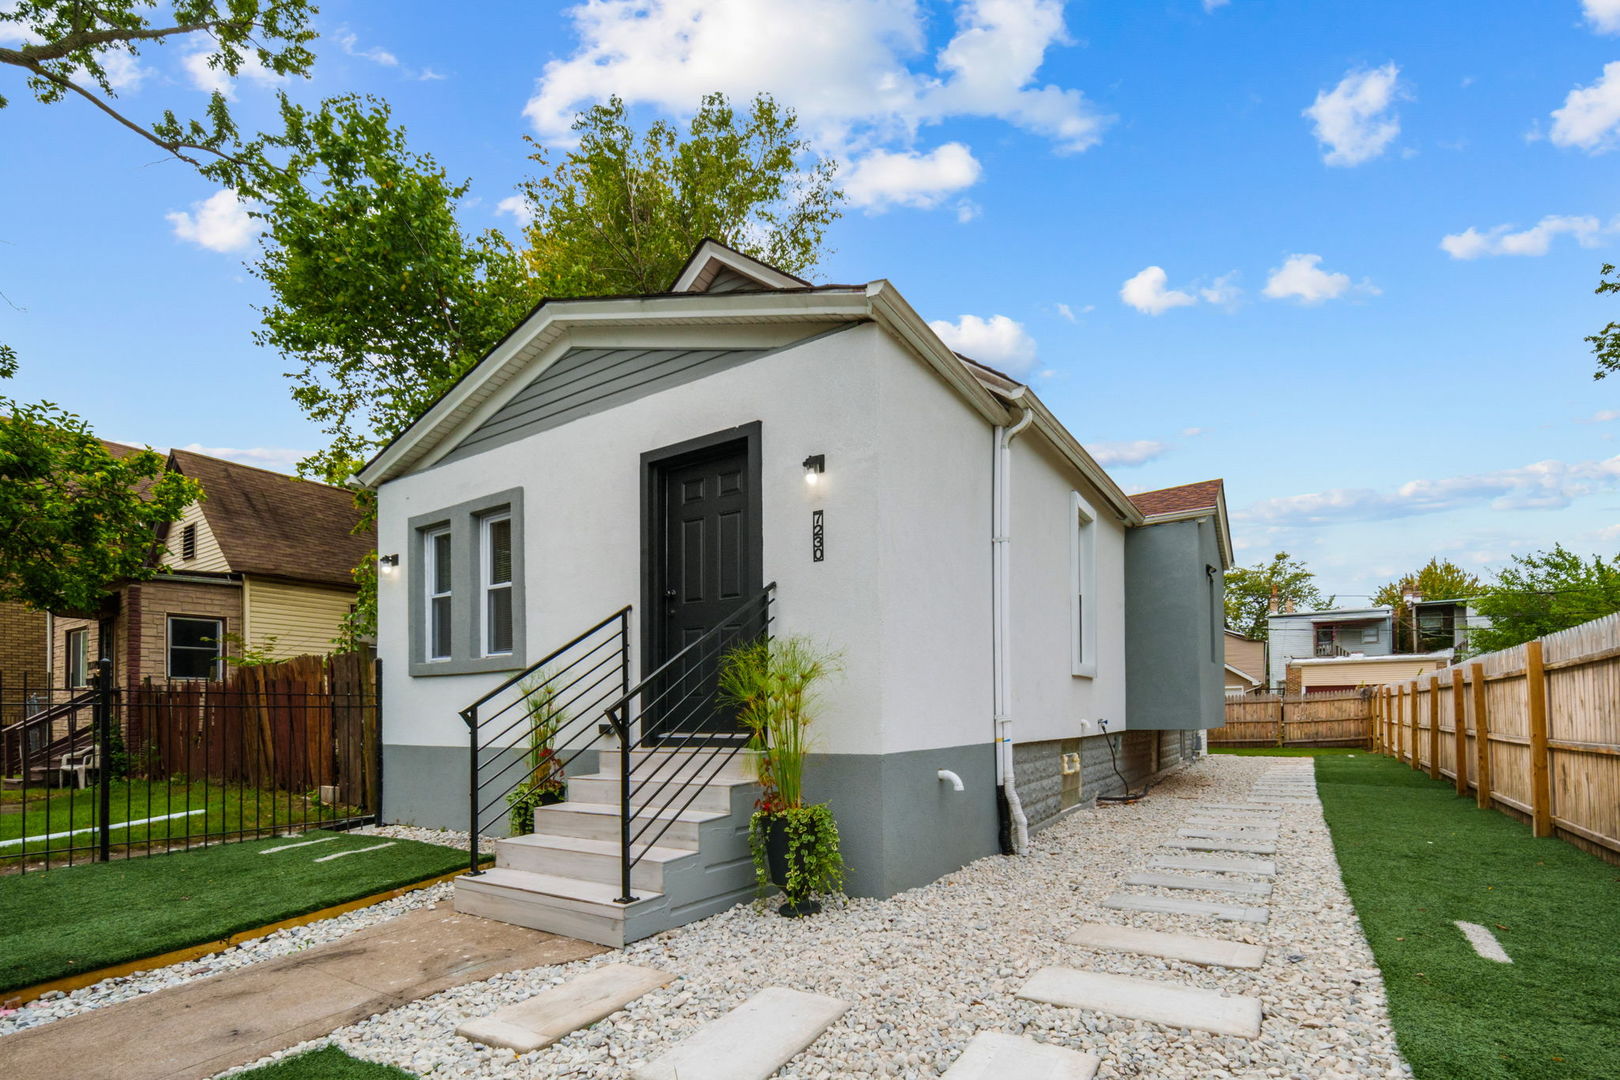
[425,526,453,661]
[482,513,513,656]
[181,523,197,561]
[1071,491,1097,677]
[66,628,89,688]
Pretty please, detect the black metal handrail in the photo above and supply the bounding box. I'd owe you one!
[600,583,776,903]
[460,606,632,875]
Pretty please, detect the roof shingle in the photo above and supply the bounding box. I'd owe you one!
[168,449,375,587]
[1129,478,1225,517]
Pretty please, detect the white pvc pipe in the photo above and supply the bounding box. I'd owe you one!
[993,401,1035,855]
[937,769,965,792]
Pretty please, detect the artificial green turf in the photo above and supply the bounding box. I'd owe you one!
[1316,753,1620,1080]
[230,1046,415,1079]
[0,779,358,862]
[0,830,480,992]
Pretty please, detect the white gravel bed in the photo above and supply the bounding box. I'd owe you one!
[0,825,490,1036]
[228,755,1412,1080]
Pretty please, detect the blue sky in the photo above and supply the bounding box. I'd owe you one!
[4,0,1620,602]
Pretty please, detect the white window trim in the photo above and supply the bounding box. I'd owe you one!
[166,615,223,680]
[424,525,453,662]
[66,628,89,688]
[1070,490,1098,678]
[481,512,513,657]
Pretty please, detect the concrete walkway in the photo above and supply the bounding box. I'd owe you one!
[0,903,602,1080]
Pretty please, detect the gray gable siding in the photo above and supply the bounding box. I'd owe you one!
[440,345,770,464]
[704,266,765,293]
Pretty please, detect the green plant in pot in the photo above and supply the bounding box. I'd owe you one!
[506,672,568,836]
[719,636,844,917]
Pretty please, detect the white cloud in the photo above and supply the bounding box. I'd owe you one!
[842,143,983,211]
[1181,426,1206,437]
[1583,0,1620,33]
[335,31,400,67]
[1203,0,1230,10]
[1440,214,1610,259]
[418,68,448,81]
[1055,302,1076,322]
[1198,271,1242,307]
[1236,455,1620,526]
[1304,63,1403,166]
[523,0,1108,215]
[1576,409,1620,423]
[1085,440,1169,467]
[166,189,256,253]
[1262,253,1374,304]
[182,46,285,100]
[176,444,306,473]
[1549,61,1620,153]
[928,313,1038,373]
[1120,266,1197,315]
[496,195,533,227]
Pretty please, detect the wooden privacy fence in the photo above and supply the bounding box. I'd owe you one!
[1211,690,1374,749]
[123,652,380,812]
[1372,613,1620,865]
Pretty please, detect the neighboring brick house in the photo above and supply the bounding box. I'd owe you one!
[0,599,47,689]
[52,449,375,688]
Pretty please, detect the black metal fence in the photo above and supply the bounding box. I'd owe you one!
[0,654,380,873]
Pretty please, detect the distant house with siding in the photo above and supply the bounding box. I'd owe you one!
[1223,629,1264,695]
[1265,605,1395,689]
[1286,651,1452,694]
[51,448,374,687]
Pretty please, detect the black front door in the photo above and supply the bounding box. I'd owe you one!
[645,433,761,742]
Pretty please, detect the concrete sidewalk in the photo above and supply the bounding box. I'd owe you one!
[1,903,603,1080]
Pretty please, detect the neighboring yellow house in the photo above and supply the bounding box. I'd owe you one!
[51,449,374,687]
[1224,629,1265,694]
[1286,650,1453,694]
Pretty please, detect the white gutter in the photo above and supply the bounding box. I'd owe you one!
[993,398,1036,855]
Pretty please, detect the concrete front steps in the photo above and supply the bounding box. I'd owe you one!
[455,748,760,948]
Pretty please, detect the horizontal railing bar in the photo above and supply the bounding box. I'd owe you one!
[467,631,625,732]
[463,606,632,719]
[475,689,624,803]
[475,655,625,753]
[612,606,773,732]
[602,585,774,722]
[630,741,753,861]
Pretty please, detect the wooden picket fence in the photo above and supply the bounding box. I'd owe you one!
[1210,689,1374,749]
[1372,613,1620,865]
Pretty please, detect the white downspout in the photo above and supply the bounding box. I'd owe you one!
[994,400,1035,855]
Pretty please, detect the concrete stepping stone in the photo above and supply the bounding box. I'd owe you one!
[1166,837,1277,855]
[1124,871,1272,898]
[1151,853,1276,876]
[1186,816,1277,829]
[1196,803,1281,813]
[942,1032,1099,1079]
[631,986,849,1080]
[1064,922,1266,969]
[1103,891,1269,923]
[1178,827,1280,842]
[457,963,674,1052]
[1017,966,1262,1038]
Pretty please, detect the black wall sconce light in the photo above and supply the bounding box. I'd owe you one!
[803,454,826,487]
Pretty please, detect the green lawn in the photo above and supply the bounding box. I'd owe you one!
[0,829,480,992]
[0,779,359,863]
[231,1046,415,1079]
[1316,753,1620,1079]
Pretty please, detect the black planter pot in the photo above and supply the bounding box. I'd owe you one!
[762,814,822,918]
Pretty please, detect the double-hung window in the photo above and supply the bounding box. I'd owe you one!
[66,628,89,688]
[424,526,453,661]
[168,616,223,680]
[410,487,524,676]
[1070,491,1098,678]
[482,513,514,656]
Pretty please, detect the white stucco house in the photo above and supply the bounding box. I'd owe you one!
[356,241,1230,945]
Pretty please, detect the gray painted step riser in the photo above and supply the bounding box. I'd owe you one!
[453,882,636,949]
[495,841,680,891]
[599,749,758,781]
[567,777,736,812]
[1103,893,1269,923]
[530,806,703,849]
[1124,872,1273,897]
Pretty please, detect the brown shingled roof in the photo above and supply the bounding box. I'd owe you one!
[1129,478,1225,517]
[168,449,375,587]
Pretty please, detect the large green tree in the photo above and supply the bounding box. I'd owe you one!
[0,365,201,613]
[243,91,844,644]
[1590,263,1619,380]
[1467,545,1620,654]
[0,0,315,184]
[1224,552,1334,640]
[1372,557,1484,653]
